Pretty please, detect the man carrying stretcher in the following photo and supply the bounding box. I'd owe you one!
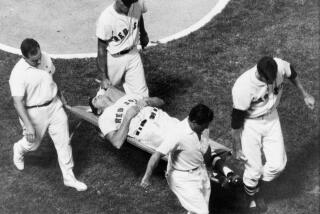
[89,86,241,188]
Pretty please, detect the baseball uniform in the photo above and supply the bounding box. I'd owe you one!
[96,0,149,97]
[9,52,79,185]
[232,58,293,193]
[98,94,180,150]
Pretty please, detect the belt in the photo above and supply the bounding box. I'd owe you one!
[26,99,54,109]
[112,46,134,56]
[135,108,158,136]
[172,166,200,173]
[251,110,274,119]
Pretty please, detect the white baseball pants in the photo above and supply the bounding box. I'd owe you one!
[14,98,76,182]
[107,48,149,97]
[241,110,287,188]
[166,165,211,214]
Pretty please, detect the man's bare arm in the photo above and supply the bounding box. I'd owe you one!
[104,106,140,149]
[289,76,315,110]
[231,128,243,160]
[140,151,163,188]
[137,97,164,109]
[143,97,165,107]
[97,38,111,89]
[12,96,36,142]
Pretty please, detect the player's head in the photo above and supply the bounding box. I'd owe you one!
[20,38,41,67]
[189,104,214,133]
[257,56,278,84]
[89,87,125,115]
[122,0,138,8]
[115,0,137,14]
[89,94,113,115]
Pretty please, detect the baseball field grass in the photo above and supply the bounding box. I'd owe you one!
[0,0,319,213]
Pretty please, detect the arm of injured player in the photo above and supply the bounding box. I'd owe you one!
[105,106,140,149]
[136,97,165,109]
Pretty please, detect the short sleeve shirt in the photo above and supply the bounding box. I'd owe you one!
[9,52,58,106]
[156,118,205,171]
[96,0,147,54]
[232,57,292,118]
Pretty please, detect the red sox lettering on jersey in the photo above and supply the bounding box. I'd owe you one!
[114,98,137,125]
[96,0,146,55]
[233,58,290,118]
[111,23,137,43]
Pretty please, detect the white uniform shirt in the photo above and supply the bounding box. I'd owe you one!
[99,95,140,136]
[96,0,147,55]
[9,52,58,107]
[156,118,206,171]
[232,58,293,118]
[99,94,161,137]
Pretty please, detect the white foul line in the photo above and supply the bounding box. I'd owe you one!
[0,0,231,59]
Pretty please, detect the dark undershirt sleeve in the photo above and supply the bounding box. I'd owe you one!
[288,64,297,80]
[98,38,107,45]
[231,108,247,129]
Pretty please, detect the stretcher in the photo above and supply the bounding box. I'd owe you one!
[64,104,237,184]
[65,104,169,161]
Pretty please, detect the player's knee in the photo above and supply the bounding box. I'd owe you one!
[243,176,260,188]
[263,162,286,181]
[243,169,262,187]
[269,161,286,174]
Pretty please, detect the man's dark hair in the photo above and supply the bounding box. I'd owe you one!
[122,0,137,8]
[20,38,40,57]
[257,56,278,83]
[189,104,214,125]
[89,97,99,115]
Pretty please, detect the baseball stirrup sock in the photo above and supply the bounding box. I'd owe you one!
[244,184,259,196]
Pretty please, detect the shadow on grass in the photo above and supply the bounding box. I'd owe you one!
[264,132,319,201]
[210,184,247,214]
[23,137,61,169]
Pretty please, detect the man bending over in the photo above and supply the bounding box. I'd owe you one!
[89,87,241,187]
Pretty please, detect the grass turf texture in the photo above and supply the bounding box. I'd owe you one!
[0,0,319,213]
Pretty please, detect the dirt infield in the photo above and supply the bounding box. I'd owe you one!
[0,0,219,55]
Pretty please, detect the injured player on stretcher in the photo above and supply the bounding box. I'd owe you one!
[89,86,241,187]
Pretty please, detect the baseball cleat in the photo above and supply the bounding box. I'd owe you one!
[13,143,24,170]
[245,195,260,214]
[64,179,88,192]
[255,194,267,213]
[245,193,267,213]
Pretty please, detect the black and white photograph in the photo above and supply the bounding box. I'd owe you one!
[0,0,319,213]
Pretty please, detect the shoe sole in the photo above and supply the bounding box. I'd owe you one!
[13,144,24,171]
[64,183,88,192]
